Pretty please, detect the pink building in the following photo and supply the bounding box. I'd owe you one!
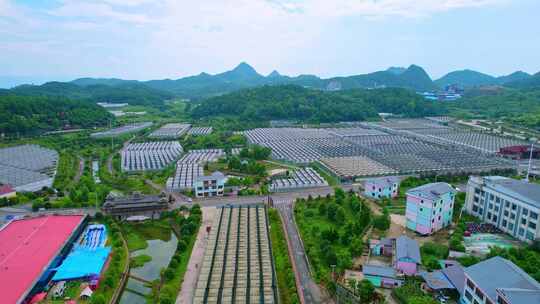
[394,235,421,275]
[406,182,456,235]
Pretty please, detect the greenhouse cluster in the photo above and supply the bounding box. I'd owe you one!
[269,167,328,192]
[121,141,183,172]
[148,123,191,139]
[0,144,59,192]
[166,163,204,191]
[90,122,153,138]
[188,127,213,136]
[244,120,515,178]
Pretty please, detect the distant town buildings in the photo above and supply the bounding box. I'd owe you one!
[405,182,456,235]
[462,256,540,304]
[364,176,399,200]
[465,176,540,243]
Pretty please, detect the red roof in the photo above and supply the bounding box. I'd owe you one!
[0,215,84,304]
[0,184,15,195]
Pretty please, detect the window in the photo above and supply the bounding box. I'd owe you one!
[502,220,507,227]
[512,204,517,211]
[465,290,473,301]
[438,215,441,221]
[489,203,494,210]
[522,209,528,216]
[420,207,423,212]
[522,218,527,225]
[493,215,498,222]
[531,212,538,220]
[529,222,537,229]
[509,223,514,231]
[490,194,494,200]
[519,228,525,236]
[474,196,479,203]
[466,279,475,289]
[505,201,510,208]
[479,208,484,215]
[495,206,499,212]
[487,212,492,220]
[474,188,480,194]
[504,210,509,216]
[495,197,501,203]
[475,288,484,300]
[510,213,516,220]
[526,231,535,241]
[473,205,479,212]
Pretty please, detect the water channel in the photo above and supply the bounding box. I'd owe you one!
[119,232,178,304]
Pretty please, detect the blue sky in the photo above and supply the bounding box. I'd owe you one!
[0,0,539,84]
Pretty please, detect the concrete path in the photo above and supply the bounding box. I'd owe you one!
[176,207,216,304]
[74,156,85,184]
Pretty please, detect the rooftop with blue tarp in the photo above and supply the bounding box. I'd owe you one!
[52,247,111,281]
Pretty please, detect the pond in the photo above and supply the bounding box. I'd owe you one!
[119,232,178,304]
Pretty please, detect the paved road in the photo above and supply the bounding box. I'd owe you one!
[74,156,85,184]
[276,201,324,304]
[176,207,216,304]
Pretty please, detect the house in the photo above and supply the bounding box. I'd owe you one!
[394,235,421,275]
[364,177,399,200]
[102,192,169,220]
[406,182,456,235]
[465,176,540,243]
[0,184,16,199]
[420,264,465,296]
[362,265,403,288]
[370,238,393,256]
[462,256,540,304]
[194,171,226,198]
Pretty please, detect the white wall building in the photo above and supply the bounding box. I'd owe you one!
[465,176,540,243]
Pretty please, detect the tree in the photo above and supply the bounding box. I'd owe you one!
[356,280,375,303]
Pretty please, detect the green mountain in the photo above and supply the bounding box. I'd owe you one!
[62,63,437,98]
[0,94,113,136]
[191,85,442,123]
[505,72,540,89]
[8,82,173,107]
[435,69,533,88]
[496,71,531,84]
[435,70,497,88]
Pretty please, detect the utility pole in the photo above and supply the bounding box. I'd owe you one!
[526,142,534,182]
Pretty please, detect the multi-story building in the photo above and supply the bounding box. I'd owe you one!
[462,256,540,304]
[194,171,226,198]
[364,176,399,200]
[405,182,456,235]
[465,176,540,243]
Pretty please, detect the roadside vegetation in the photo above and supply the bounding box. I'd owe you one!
[151,205,202,304]
[392,278,437,304]
[294,189,371,289]
[268,209,300,304]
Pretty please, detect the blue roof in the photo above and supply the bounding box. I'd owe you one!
[442,264,465,295]
[484,176,540,209]
[407,182,455,200]
[363,265,398,279]
[52,247,111,281]
[498,288,540,304]
[465,256,540,302]
[395,235,421,263]
[367,176,399,188]
[420,270,454,290]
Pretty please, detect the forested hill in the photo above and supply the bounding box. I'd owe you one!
[191,85,443,123]
[0,95,113,136]
[8,81,173,107]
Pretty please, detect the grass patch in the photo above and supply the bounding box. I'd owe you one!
[122,220,172,252]
[130,254,152,268]
[268,209,300,304]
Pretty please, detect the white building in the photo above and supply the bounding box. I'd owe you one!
[194,171,226,198]
[465,176,540,243]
